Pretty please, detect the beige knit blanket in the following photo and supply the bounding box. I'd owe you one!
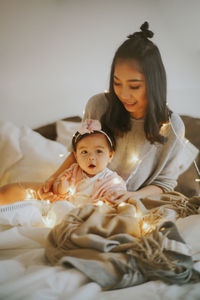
[45,192,200,289]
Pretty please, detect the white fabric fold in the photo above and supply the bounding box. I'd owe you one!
[158,232,192,256]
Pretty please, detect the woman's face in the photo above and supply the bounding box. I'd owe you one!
[113,59,148,119]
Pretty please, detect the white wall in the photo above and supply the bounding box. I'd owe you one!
[0,0,199,128]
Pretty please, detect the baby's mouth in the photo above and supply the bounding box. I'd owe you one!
[88,164,96,169]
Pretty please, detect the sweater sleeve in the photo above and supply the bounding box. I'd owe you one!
[150,114,199,192]
[150,142,184,192]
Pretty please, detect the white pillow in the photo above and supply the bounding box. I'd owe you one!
[0,124,68,186]
[56,120,80,148]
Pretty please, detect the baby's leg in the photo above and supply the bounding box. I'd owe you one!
[0,182,42,205]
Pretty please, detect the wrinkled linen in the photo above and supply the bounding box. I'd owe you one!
[0,194,200,299]
[45,193,200,290]
[0,120,67,187]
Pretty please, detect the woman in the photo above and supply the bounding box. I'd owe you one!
[40,22,196,202]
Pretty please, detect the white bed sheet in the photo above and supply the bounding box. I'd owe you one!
[0,201,200,300]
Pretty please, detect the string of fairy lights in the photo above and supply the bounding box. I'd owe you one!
[24,118,199,230]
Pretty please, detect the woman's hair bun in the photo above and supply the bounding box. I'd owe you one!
[128,21,154,40]
[140,21,154,38]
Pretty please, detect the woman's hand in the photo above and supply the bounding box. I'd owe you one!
[43,176,56,193]
[117,191,142,203]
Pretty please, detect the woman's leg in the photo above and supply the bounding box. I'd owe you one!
[0,182,42,205]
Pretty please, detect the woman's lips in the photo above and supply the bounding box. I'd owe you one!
[124,101,137,107]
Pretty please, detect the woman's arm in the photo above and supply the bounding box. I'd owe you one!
[119,184,163,205]
[130,185,163,198]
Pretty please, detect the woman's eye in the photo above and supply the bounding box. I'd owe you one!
[130,86,140,90]
[113,81,121,86]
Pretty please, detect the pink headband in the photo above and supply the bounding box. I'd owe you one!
[74,119,113,148]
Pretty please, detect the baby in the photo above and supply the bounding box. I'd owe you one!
[0,119,127,207]
[52,119,127,206]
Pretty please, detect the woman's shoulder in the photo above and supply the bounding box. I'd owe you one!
[170,112,184,129]
[86,92,108,106]
[169,112,185,137]
[84,93,109,120]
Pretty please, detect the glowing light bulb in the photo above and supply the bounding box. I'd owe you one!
[69,186,75,196]
[118,202,126,207]
[112,178,121,184]
[141,220,156,234]
[185,139,189,144]
[195,178,200,182]
[159,123,169,135]
[162,123,168,128]
[142,221,151,232]
[131,154,139,163]
[59,153,65,157]
[26,189,36,200]
[26,193,32,200]
[96,200,104,206]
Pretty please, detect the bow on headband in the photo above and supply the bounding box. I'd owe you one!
[75,119,113,149]
[78,119,102,135]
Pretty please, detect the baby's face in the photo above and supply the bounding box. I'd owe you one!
[74,133,114,177]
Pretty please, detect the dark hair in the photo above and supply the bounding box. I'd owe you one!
[101,22,171,144]
[72,125,116,151]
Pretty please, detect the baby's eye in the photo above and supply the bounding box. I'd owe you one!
[81,150,88,154]
[96,149,103,154]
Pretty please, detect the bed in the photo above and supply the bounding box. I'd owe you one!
[0,115,200,300]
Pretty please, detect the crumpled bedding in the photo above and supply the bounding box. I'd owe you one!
[45,195,200,290]
[0,120,66,186]
[1,194,200,299]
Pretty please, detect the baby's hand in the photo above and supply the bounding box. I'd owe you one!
[53,176,68,195]
[37,186,58,202]
[58,176,68,193]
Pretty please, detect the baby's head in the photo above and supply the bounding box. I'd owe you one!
[72,119,115,177]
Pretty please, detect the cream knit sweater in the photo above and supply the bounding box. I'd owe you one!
[83,93,198,192]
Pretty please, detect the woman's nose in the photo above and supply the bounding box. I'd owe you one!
[120,87,130,100]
